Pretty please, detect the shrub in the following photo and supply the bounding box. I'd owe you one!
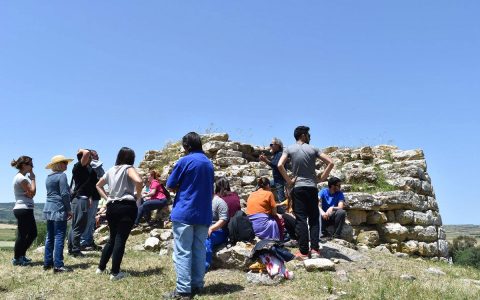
[453,247,480,269]
[33,221,47,247]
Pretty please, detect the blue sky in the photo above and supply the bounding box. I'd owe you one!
[1,1,479,224]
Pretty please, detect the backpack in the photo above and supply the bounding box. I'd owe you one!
[228,210,255,245]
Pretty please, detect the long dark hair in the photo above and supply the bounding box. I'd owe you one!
[256,177,270,190]
[215,177,232,197]
[115,147,135,165]
[11,156,32,170]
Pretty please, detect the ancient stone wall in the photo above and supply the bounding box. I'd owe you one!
[138,133,447,257]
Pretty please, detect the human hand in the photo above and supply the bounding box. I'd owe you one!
[67,212,73,220]
[28,171,35,180]
[259,154,267,163]
[326,207,334,215]
[24,190,34,198]
[208,227,213,237]
[322,213,329,220]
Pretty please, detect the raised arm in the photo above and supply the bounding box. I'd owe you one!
[20,171,36,198]
[317,153,334,182]
[78,149,91,166]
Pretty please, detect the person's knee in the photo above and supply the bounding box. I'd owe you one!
[337,209,346,219]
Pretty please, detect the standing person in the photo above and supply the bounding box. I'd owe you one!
[11,156,37,266]
[68,149,95,257]
[278,126,334,260]
[319,177,346,239]
[81,150,104,250]
[134,170,169,226]
[96,147,143,281]
[43,155,74,272]
[259,137,286,211]
[165,132,214,300]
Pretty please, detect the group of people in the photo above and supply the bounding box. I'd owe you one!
[10,126,348,300]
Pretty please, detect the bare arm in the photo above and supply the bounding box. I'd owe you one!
[208,220,227,236]
[127,167,143,200]
[318,153,334,182]
[277,153,293,186]
[20,174,36,198]
[78,149,91,166]
[96,177,109,200]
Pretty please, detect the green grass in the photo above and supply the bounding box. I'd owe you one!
[349,166,397,193]
[0,228,16,242]
[1,232,480,299]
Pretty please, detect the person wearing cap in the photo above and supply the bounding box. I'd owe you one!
[11,155,37,266]
[43,155,74,272]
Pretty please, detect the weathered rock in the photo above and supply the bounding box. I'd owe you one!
[144,237,161,251]
[203,141,226,153]
[356,231,380,247]
[216,149,243,158]
[160,230,173,241]
[97,235,110,245]
[241,176,257,186]
[35,246,45,254]
[321,242,366,262]
[418,242,437,257]
[216,157,247,167]
[304,258,335,272]
[400,240,418,255]
[366,211,387,224]
[413,211,434,226]
[149,229,161,239]
[133,244,145,251]
[437,239,449,257]
[395,252,409,258]
[417,226,437,242]
[392,150,424,161]
[400,274,416,281]
[379,223,408,243]
[395,210,414,225]
[336,270,349,282]
[130,227,143,236]
[346,210,367,225]
[94,224,109,235]
[211,242,253,270]
[426,267,446,276]
[201,133,229,142]
[246,272,284,285]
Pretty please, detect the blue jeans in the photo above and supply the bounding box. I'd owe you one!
[81,199,99,246]
[134,198,168,225]
[172,221,208,294]
[205,229,227,271]
[44,220,67,268]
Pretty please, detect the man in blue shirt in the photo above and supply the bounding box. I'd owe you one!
[319,177,346,239]
[165,132,214,300]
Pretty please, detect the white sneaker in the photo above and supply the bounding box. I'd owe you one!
[110,272,129,281]
[95,268,107,275]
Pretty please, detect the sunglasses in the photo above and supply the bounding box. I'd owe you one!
[270,143,278,147]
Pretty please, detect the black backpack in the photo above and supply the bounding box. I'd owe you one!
[228,210,255,245]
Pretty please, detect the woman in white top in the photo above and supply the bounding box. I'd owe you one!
[11,155,37,266]
[95,147,143,281]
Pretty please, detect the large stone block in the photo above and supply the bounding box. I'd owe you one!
[346,210,367,225]
[418,242,437,257]
[344,193,378,210]
[413,211,434,226]
[379,223,409,243]
[392,149,424,161]
[417,226,437,242]
[216,149,243,158]
[356,231,380,247]
[212,242,253,270]
[395,210,414,225]
[215,157,247,167]
[400,240,419,255]
[203,141,226,153]
[437,239,449,257]
[201,133,229,142]
[366,211,387,224]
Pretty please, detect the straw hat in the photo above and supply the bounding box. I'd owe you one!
[45,155,74,169]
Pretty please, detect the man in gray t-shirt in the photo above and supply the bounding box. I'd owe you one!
[278,126,334,258]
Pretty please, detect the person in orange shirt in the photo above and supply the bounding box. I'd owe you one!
[246,177,283,240]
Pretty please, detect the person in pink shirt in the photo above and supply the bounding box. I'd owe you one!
[134,170,168,226]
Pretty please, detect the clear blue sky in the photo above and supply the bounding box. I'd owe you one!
[1,1,479,224]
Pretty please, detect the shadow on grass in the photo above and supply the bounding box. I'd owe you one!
[203,283,244,295]
[129,267,165,277]
[69,263,91,270]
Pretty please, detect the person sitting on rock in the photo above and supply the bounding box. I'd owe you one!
[246,177,283,240]
[134,170,169,226]
[214,177,241,218]
[205,177,232,271]
[319,177,346,239]
[279,196,298,247]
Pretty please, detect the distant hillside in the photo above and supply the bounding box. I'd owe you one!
[443,224,480,242]
[0,203,45,223]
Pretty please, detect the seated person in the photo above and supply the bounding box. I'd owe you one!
[134,170,168,226]
[319,177,346,239]
[246,177,282,240]
[205,177,232,270]
[214,177,241,218]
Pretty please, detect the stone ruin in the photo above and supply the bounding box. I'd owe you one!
[138,133,448,258]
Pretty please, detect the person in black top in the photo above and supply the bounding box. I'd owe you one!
[68,149,96,257]
[259,137,286,213]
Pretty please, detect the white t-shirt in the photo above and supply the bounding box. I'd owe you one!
[13,173,34,210]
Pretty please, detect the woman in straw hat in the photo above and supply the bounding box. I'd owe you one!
[11,155,37,266]
[43,155,74,272]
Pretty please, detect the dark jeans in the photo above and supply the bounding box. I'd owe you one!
[98,201,137,274]
[134,198,168,225]
[13,209,37,259]
[322,209,346,238]
[44,220,67,268]
[292,186,319,255]
[282,213,297,240]
[274,182,286,214]
[68,197,89,253]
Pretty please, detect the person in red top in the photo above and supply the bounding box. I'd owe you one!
[134,170,168,226]
[214,177,241,218]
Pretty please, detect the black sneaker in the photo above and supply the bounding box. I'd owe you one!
[43,265,53,271]
[191,287,203,296]
[53,266,73,273]
[69,251,85,258]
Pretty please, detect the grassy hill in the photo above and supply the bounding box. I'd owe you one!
[1,233,480,299]
[443,225,480,243]
[0,203,45,224]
